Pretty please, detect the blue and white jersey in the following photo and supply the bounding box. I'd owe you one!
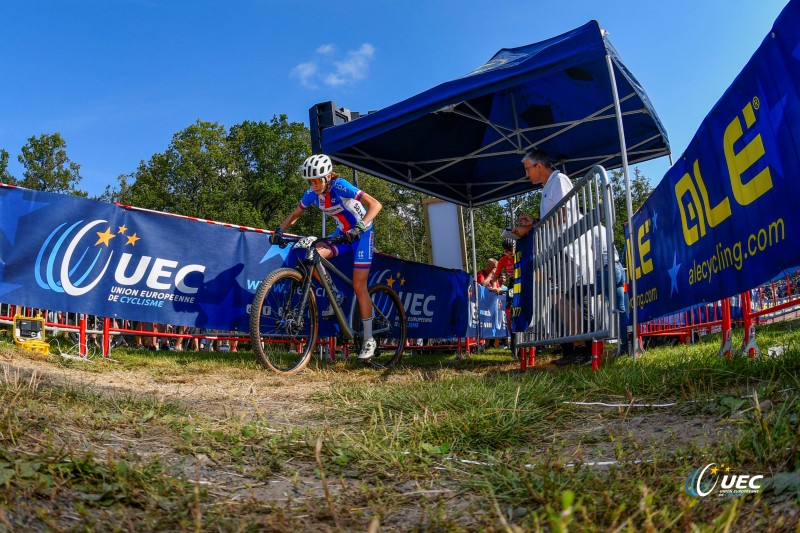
[299,178,370,232]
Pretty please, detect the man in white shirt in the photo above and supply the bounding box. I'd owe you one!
[512,149,591,365]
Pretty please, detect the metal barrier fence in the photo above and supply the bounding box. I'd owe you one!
[638,300,727,345]
[0,304,250,358]
[516,165,620,370]
[1,303,487,360]
[636,273,800,360]
[752,275,800,323]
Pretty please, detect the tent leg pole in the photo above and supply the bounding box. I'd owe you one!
[469,206,481,348]
[605,54,641,361]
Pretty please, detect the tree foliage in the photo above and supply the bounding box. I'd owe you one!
[608,167,653,251]
[354,175,430,263]
[110,116,312,231]
[464,202,508,271]
[228,118,312,230]
[8,118,655,273]
[17,133,86,196]
[105,116,441,262]
[0,149,14,184]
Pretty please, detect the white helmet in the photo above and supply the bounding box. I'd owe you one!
[301,154,333,180]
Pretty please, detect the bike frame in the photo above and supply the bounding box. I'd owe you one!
[284,235,399,345]
[290,236,358,341]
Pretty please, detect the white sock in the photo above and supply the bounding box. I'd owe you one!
[361,315,374,341]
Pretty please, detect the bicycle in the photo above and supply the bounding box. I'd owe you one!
[249,233,407,375]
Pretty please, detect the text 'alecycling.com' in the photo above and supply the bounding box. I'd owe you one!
[688,217,785,286]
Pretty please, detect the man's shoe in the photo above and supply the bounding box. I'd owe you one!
[551,343,575,365]
[358,338,377,360]
[574,346,593,365]
[322,290,345,319]
[553,354,578,366]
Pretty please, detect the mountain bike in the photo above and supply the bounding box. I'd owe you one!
[249,234,407,375]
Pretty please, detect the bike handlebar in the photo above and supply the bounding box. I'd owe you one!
[271,233,351,249]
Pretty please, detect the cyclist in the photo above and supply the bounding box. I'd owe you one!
[270,154,383,360]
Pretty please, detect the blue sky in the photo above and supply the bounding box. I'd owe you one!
[1,0,790,197]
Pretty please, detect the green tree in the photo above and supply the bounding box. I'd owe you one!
[98,173,132,204]
[386,184,429,262]
[608,167,652,252]
[17,133,86,196]
[110,117,312,231]
[351,174,426,262]
[464,201,507,271]
[228,116,312,231]
[115,120,260,226]
[0,149,15,184]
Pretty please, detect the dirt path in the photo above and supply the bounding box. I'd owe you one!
[2,347,323,425]
[1,345,761,531]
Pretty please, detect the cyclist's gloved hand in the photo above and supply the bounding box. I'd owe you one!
[269,228,285,246]
[346,220,368,242]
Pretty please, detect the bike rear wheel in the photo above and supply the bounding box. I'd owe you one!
[350,284,407,369]
[249,268,318,375]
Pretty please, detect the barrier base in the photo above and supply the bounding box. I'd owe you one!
[519,347,535,371]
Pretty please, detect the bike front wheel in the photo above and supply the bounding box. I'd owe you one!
[350,284,407,369]
[249,268,318,375]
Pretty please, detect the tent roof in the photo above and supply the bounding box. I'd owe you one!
[321,20,670,207]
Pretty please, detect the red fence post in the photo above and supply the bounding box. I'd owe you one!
[591,340,603,371]
[740,291,760,358]
[519,347,535,371]
[102,317,111,357]
[719,297,733,359]
[78,314,87,357]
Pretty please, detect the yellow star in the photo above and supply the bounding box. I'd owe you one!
[400,277,406,286]
[126,233,140,246]
[95,227,115,247]
[725,466,731,473]
[387,276,395,288]
[711,466,719,475]
[118,224,128,234]
[396,272,401,278]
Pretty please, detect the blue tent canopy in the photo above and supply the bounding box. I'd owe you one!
[321,20,670,207]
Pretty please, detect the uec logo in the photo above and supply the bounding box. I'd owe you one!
[685,463,763,497]
[35,219,206,297]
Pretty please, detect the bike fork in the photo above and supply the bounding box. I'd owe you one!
[285,270,314,328]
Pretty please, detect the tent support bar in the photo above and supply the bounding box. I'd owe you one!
[606,54,640,360]
[469,206,481,349]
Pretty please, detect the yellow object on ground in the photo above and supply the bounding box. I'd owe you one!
[13,314,50,354]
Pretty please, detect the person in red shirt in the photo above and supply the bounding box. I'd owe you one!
[485,239,516,351]
[476,258,499,291]
[488,239,515,286]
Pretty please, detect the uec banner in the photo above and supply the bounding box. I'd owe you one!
[628,0,800,322]
[0,184,470,338]
[465,284,509,339]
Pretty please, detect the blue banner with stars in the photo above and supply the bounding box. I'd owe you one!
[0,184,470,338]
[628,0,800,322]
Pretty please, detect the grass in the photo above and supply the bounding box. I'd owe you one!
[0,320,798,531]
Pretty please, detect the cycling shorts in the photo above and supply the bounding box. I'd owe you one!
[324,225,375,270]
